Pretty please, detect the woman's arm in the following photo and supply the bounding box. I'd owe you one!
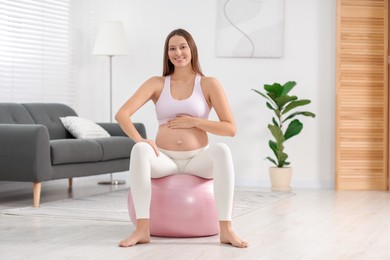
[166,77,236,137]
[115,76,162,142]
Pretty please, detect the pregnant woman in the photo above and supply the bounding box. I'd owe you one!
[115,28,248,248]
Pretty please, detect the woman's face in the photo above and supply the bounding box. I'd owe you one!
[168,35,192,68]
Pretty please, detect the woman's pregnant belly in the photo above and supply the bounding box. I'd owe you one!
[155,124,208,151]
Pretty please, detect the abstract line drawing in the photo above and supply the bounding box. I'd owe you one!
[216,0,285,58]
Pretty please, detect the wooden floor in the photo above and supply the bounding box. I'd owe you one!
[1,173,390,260]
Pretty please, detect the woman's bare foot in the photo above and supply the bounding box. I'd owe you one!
[119,219,151,247]
[219,221,248,248]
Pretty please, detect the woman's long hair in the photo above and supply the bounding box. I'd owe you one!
[162,29,204,76]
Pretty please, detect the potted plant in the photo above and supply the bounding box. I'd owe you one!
[252,81,315,191]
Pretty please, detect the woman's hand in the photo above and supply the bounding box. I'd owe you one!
[138,138,160,156]
[166,114,197,129]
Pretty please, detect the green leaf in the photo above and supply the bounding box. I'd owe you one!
[251,89,272,101]
[282,99,311,115]
[274,95,297,109]
[272,117,279,127]
[268,126,287,167]
[283,111,316,123]
[284,119,303,140]
[264,83,283,99]
[269,140,278,158]
[268,124,285,144]
[251,89,278,111]
[266,102,276,111]
[277,152,288,167]
[265,157,278,167]
[281,81,296,96]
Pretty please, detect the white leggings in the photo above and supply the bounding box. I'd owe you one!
[129,142,235,221]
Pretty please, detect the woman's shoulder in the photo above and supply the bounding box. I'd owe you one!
[200,76,223,92]
[145,76,164,84]
[140,76,164,90]
[200,76,221,87]
[139,76,165,102]
[199,76,226,100]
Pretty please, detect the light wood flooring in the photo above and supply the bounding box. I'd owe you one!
[1,173,390,260]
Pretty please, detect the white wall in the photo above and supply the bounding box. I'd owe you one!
[72,0,336,189]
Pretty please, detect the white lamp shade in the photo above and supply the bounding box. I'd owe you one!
[92,21,129,56]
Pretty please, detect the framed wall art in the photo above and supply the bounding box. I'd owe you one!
[216,0,285,58]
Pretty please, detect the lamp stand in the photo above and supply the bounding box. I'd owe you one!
[98,55,126,185]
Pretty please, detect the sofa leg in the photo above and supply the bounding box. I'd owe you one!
[68,178,73,192]
[33,182,42,208]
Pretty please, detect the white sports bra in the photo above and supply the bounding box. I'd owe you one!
[155,75,210,125]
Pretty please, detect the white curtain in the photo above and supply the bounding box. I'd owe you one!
[0,0,75,106]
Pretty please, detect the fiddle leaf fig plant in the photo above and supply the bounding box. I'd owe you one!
[252,81,315,168]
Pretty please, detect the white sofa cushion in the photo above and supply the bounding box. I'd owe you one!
[60,116,110,139]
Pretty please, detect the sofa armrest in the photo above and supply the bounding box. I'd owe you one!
[97,122,147,139]
[0,124,52,182]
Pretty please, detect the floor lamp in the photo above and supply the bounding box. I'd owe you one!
[92,21,129,185]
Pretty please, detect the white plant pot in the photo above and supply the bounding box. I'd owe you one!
[269,167,292,191]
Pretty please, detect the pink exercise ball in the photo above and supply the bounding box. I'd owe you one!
[128,174,219,238]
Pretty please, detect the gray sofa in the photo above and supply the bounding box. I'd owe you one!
[0,103,146,207]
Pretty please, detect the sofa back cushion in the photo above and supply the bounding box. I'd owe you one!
[0,103,35,124]
[22,103,78,140]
